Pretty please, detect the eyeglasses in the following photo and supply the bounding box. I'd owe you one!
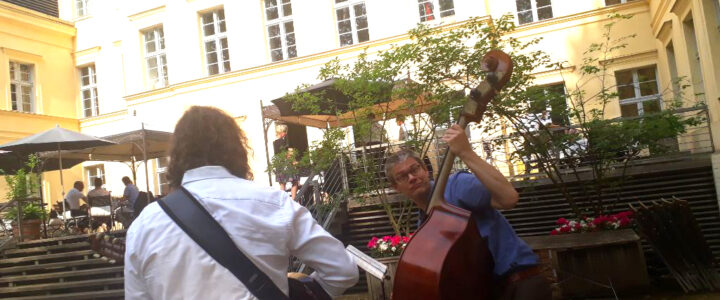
[394,163,424,184]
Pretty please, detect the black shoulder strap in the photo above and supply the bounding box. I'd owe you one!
[158,187,289,300]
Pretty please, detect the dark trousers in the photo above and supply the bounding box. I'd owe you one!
[495,273,552,300]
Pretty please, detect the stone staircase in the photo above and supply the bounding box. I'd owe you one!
[0,234,124,299]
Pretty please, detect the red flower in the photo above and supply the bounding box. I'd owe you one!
[402,236,410,243]
[550,229,559,235]
[560,226,571,233]
[382,236,391,242]
[391,236,402,246]
[556,218,569,225]
[367,237,378,249]
[619,217,631,227]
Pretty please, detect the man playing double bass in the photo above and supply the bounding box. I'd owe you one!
[385,124,551,300]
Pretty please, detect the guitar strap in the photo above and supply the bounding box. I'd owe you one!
[157,187,289,300]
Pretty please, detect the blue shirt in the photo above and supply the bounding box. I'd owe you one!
[419,171,538,276]
[124,184,140,207]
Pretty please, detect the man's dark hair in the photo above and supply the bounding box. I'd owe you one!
[93,177,103,188]
[73,181,84,190]
[384,149,425,186]
[122,176,132,185]
[167,106,253,187]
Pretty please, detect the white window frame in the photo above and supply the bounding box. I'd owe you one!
[86,164,105,189]
[142,26,168,89]
[335,0,369,47]
[9,61,34,113]
[79,64,99,117]
[515,0,553,25]
[75,0,88,18]
[417,0,455,23]
[200,8,230,75]
[264,0,297,62]
[156,157,170,195]
[616,66,662,117]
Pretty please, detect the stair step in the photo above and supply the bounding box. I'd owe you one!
[2,289,124,300]
[0,250,94,266]
[0,266,124,284]
[16,235,90,249]
[0,277,123,294]
[0,258,110,275]
[3,242,91,257]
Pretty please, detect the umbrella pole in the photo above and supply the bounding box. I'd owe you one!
[142,124,151,202]
[58,144,66,221]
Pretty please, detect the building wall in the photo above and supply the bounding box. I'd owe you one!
[0,1,83,205]
[26,0,718,197]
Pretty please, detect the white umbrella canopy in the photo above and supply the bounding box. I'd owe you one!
[0,126,116,215]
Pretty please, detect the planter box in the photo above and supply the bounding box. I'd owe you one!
[366,256,398,300]
[523,229,649,299]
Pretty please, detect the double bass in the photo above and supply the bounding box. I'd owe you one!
[392,50,514,299]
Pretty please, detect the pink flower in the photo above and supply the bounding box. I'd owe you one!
[402,236,410,243]
[556,218,569,225]
[382,236,391,242]
[391,236,402,246]
[367,237,378,249]
[619,217,631,227]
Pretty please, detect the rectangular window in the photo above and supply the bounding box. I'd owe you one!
[525,83,568,130]
[201,8,230,75]
[143,26,169,89]
[9,62,34,113]
[417,0,455,22]
[76,0,88,17]
[264,0,297,62]
[605,0,638,6]
[156,157,170,196]
[79,65,99,117]
[615,66,661,117]
[516,0,553,25]
[86,165,105,189]
[335,0,369,47]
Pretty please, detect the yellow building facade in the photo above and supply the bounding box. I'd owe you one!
[1,0,718,204]
[0,1,84,203]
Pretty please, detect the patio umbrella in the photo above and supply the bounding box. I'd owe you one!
[41,126,172,200]
[0,126,115,215]
[0,150,85,174]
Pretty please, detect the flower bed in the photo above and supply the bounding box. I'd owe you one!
[551,211,634,235]
[367,235,410,258]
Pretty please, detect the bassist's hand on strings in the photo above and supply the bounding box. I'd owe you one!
[442,124,473,158]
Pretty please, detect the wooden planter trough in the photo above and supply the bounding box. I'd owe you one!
[366,256,399,300]
[523,229,649,299]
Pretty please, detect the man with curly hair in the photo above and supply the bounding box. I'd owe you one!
[124,106,358,299]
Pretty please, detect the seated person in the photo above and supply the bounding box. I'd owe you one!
[122,176,140,213]
[65,181,88,217]
[65,181,89,232]
[87,178,110,198]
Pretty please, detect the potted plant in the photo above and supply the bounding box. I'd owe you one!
[6,203,46,241]
[2,155,44,241]
[365,235,410,300]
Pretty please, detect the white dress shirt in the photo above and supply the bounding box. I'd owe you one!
[124,166,358,299]
[65,188,86,210]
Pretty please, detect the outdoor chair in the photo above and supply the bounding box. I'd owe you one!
[88,195,113,232]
